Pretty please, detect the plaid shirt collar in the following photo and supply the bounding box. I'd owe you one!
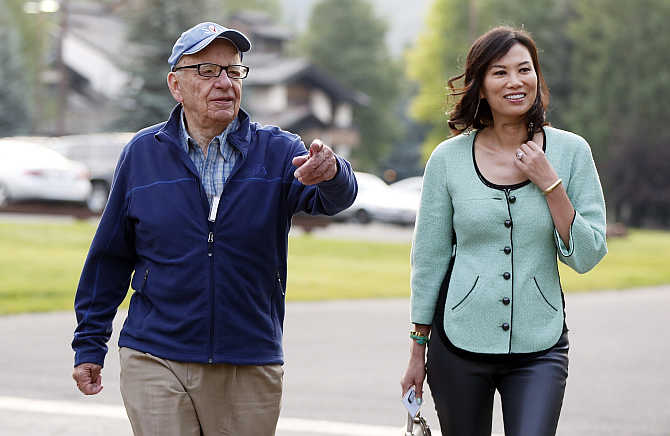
[179,108,239,159]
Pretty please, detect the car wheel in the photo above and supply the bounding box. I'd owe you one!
[353,209,371,224]
[0,183,9,208]
[86,181,110,214]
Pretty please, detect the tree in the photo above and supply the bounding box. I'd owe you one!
[213,0,280,18]
[407,0,576,160]
[113,0,280,131]
[112,0,214,130]
[408,0,670,227]
[568,0,670,226]
[0,0,44,135]
[302,0,403,170]
[484,0,575,129]
[406,0,473,161]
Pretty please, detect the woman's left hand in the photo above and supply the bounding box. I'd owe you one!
[513,140,559,191]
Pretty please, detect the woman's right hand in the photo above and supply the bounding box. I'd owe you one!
[400,352,427,403]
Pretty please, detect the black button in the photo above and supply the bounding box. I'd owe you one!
[503,272,511,280]
[509,195,516,203]
[504,246,511,255]
[504,219,512,228]
[502,297,510,305]
[502,323,510,331]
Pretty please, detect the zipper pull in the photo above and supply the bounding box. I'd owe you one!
[276,271,285,295]
[208,232,214,257]
[140,268,149,292]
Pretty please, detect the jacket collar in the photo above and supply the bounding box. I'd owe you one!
[157,104,252,158]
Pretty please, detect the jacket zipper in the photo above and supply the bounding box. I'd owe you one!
[206,143,247,363]
[201,134,247,364]
[208,229,215,363]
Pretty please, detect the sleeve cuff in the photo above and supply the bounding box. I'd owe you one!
[554,211,577,257]
[74,351,106,368]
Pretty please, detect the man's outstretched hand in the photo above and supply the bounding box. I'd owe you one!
[293,139,338,185]
[73,363,103,395]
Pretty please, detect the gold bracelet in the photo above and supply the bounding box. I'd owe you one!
[542,178,562,195]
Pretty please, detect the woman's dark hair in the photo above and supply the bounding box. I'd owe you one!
[447,26,549,136]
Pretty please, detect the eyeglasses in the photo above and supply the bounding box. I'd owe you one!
[172,63,250,79]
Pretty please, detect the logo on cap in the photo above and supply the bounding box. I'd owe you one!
[208,24,217,33]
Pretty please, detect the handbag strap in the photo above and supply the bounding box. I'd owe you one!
[406,412,414,433]
[406,412,432,436]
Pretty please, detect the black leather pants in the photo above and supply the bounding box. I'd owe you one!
[426,331,569,436]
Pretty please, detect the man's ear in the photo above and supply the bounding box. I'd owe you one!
[167,72,183,103]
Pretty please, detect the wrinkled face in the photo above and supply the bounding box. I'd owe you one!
[480,43,538,123]
[167,38,242,130]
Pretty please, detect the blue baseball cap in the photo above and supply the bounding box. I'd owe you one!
[168,22,251,68]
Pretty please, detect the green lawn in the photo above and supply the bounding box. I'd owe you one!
[1,221,669,315]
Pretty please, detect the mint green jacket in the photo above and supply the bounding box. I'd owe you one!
[410,127,607,354]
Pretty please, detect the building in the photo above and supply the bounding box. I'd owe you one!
[47,4,367,159]
[231,11,368,159]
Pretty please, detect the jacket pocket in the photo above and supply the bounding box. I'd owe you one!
[276,271,286,297]
[131,267,150,293]
[533,277,558,312]
[140,268,149,292]
[270,271,285,338]
[127,269,153,332]
[451,275,480,313]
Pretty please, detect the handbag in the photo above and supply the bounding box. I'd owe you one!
[405,411,432,436]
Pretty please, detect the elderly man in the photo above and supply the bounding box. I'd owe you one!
[71,22,357,435]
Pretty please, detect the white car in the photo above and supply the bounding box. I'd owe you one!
[336,172,418,225]
[390,176,423,196]
[0,137,92,208]
[47,133,132,213]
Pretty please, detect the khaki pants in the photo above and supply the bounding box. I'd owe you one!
[119,347,283,436]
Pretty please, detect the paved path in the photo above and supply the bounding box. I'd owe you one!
[1,286,669,435]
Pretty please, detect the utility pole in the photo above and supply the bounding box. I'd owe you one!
[56,0,70,135]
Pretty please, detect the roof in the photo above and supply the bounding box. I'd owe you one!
[251,106,322,131]
[67,4,138,60]
[58,4,368,107]
[245,55,369,105]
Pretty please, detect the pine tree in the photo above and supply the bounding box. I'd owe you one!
[302,0,403,170]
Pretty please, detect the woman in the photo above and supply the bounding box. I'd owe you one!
[400,27,607,436]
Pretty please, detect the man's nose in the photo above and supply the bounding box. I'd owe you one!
[214,72,233,88]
